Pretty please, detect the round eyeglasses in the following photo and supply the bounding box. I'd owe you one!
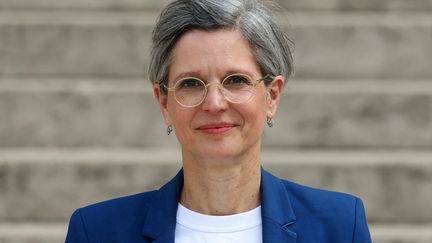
[161,74,273,107]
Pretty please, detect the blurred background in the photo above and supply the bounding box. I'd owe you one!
[0,0,432,242]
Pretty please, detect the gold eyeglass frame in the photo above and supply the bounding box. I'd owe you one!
[161,73,273,108]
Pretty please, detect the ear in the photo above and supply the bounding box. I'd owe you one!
[153,82,172,125]
[266,75,285,118]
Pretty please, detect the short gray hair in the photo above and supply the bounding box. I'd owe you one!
[148,0,293,93]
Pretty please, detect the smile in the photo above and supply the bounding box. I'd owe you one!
[197,123,237,134]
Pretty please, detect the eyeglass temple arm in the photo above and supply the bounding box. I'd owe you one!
[158,82,175,92]
[258,74,275,85]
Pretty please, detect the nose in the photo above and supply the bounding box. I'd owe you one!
[201,83,228,112]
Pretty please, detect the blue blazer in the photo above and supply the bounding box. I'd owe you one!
[66,168,372,243]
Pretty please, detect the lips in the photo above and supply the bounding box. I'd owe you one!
[197,123,237,134]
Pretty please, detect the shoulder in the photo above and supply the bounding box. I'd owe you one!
[262,169,371,242]
[284,179,371,242]
[281,179,359,210]
[282,179,371,237]
[70,190,157,230]
[281,178,362,221]
[65,190,159,242]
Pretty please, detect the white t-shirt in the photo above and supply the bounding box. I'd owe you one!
[175,203,262,243]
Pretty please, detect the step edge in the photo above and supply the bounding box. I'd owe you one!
[1,11,432,27]
[0,222,432,238]
[0,148,430,166]
[1,78,432,95]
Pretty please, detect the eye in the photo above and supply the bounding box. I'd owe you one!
[223,75,252,88]
[176,78,204,89]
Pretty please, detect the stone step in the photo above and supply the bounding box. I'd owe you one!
[372,224,432,243]
[0,0,432,12]
[0,223,66,243]
[0,78,431,148]
[0,223,432,243]
[1,11,432,79]
[0,149,431,223]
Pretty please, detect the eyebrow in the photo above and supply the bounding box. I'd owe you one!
[224,69,256,79]
[172,72,203,82]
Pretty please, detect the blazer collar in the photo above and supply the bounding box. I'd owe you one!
[141,169,183,241]
[141,168,297,243]
[261,168,297,243]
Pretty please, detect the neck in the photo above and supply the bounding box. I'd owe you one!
[180,150,261,216]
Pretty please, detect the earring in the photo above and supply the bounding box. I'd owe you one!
[166,125,173,135]
[266,117,274,128]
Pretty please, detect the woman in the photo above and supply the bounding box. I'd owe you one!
[66,0,372,242]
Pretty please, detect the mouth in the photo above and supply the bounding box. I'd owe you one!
[197,123,238,134]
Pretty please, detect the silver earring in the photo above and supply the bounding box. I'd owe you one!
[266,117,274,128]
[166,125,173,135]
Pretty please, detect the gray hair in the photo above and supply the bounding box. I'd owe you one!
[148,0,293,93]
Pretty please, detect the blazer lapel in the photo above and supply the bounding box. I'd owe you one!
[141,169,184,243]
[261,169,297,243]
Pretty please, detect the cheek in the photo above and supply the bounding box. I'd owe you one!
[250,111,266,128]
[240,103,267,128]
[251,93,269,117]
[168,104,194,131]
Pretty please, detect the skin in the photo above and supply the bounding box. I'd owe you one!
[154,29,284,215]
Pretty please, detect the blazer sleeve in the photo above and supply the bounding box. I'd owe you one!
[65,209,90,243]
[353,198,372,243]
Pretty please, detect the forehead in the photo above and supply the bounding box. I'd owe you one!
[169,29,261,80]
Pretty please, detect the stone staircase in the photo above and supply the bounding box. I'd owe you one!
[0,0,431,242]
